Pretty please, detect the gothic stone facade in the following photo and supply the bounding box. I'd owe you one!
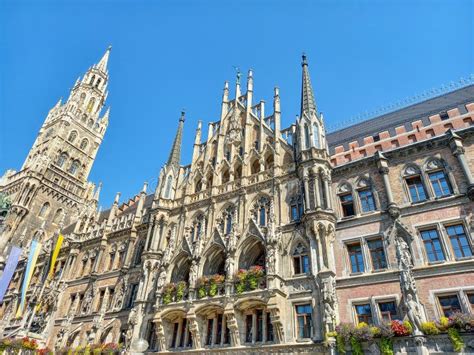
[0,50,473,354]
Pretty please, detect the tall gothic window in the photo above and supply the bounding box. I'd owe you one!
[425,159,453,198]
[304,124,310,149]
[57,153,68,167]
[89,75,96,85]
[312,123,320,148]
[69,160,80,176]
[68,131,77,143]
[53,208,63,224]
[38,202,50,217]
[80,138,88,150]
[164,176,173,199]
[86,97,96,113]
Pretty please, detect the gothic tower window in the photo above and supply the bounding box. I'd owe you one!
[95,78,102,88]
[69,160,80,176]
[57,153,68,167]
[79,93,86,107]
[222,169,230,184]
[80,138,89,150]
[52,208,63,224]
[89,75,96,85]
[304,123,310,149]
[87,97,96,113]
[38,202,50,218]
[251,159,260,174]
[68,131,77,143]
[312,123,320,148]
[164,175,173,198]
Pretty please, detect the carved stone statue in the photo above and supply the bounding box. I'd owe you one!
[189,260,198,287]
[226,313,240,346]
[156,321,166,351]
[81,284,95,315]
[156,268,167,292]
[266,247,276,274]
[406,293,423,334]
[225,254,234,278]
[188,318,201,349]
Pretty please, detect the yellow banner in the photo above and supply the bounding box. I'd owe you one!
[48,234,64,279]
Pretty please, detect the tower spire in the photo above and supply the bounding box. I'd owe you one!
[167,111,185,169]
[300,53,317,117]
[96,46,112,72]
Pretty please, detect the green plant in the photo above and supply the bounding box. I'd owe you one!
[175,281,187,301]
[421,321,440,335]
[350,336,363,355]
[447,327,464,352]
[162,283,176,304]
[336,334,346,354]
[379,337,393,355]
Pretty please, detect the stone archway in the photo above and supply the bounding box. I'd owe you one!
[202,247,226,277]
[238,237,265,270]
[171,255,192,283]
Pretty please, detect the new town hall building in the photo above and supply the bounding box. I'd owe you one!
[0,48,473,354]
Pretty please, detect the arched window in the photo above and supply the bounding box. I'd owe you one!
[337,183,355,217]
[356,178,377,213]
[195,178,203,193]
[57,153,68,167]
[86,97,96,113]
[251,159,260,174]
[69,160,80,176]
[89,75,96,85]
[80,138,88,150]
[304,123,310,149]
[293,243,309,275]
[222,169,230,184]
[164,175,173,198]
[403,166,427,203]
[425,159,453,198]
[79,93,86,106]
[38,202,50,217]
[68,131,77,143]
[95,78,102,88]
[53,208,63,224]
[265,154,274,170]
[313,123,320,148]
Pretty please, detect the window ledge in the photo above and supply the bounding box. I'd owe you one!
[350,272,365,277]
[427,260,446,266]
[455,256,473,262]
[295,338,313,343]
[371,268,388,274]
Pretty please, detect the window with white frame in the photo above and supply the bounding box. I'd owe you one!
[425,159,453,198]
[367,238,387,270]
[403,166,427,203]
[356,178,377,213]
[420,229,446,262]
[347,242,365,273]
[445,224,473,259]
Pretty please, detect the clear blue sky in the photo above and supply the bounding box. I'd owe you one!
[1,0,472,207]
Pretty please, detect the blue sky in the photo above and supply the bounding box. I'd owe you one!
[0,0,472,207]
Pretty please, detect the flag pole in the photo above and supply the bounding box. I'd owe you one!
[24,214,65,333]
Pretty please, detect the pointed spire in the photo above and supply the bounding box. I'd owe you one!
[235,68,241,99]
[93,182,102,201]
[300,53,317,117]
[101,107,110,125]
[96,46,112,72]
[167,111,185,169]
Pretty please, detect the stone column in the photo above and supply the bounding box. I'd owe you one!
[303,176,311,211]
[375,151,400,218]
[322,176,332,210]
[449,131,474,200]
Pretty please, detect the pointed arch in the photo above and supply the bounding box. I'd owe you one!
[38,202,50,217]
